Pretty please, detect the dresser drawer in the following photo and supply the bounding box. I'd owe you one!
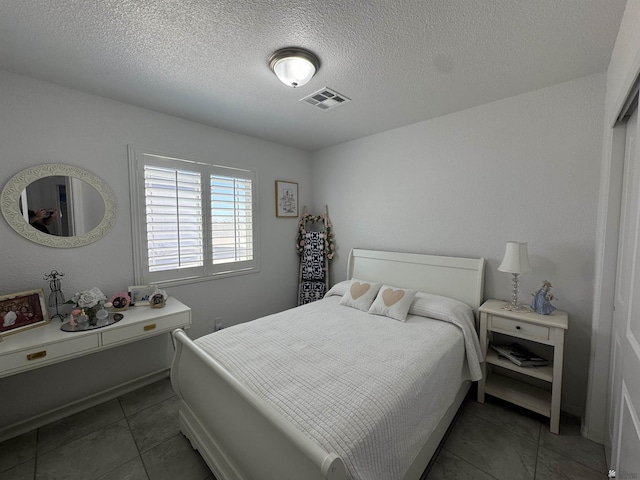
[101,311,190,346]
[1,335,99,374]
[490,315,550,341]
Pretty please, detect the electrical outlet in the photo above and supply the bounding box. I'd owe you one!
[214,316,223,331]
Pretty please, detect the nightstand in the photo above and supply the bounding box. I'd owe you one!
[476,299,568,434]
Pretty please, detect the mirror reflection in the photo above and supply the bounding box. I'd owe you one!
[21,176,105,236]
[1,163,117,248]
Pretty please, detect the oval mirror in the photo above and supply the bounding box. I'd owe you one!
[1,164,117,248]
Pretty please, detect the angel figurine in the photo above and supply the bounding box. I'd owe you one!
[531,280,556,315]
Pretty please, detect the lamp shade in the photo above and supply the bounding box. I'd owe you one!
[269,48,319,88]
[498,241,532,274]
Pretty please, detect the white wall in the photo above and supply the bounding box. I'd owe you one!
[311,73,606,415]
[0,70,311,429]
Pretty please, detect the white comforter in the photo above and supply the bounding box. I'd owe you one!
[195,296,481,480]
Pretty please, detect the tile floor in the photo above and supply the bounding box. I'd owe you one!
[0,377,607,480]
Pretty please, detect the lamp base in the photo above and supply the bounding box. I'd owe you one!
[500,303,532,313]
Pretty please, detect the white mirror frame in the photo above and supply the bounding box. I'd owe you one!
[1,164,117,248]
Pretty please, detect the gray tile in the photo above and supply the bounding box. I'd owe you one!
[1,459,35,480]
[535,446,605,480]
[37,398,125,455]
[538,413,606,473]
[427,449,496,480]
[97,456,149,480]
[36,419,139,480]
[443,411,537,480]
[128,395,181,453]
[119,378,176,417]
[0,430,36,473]
[142,433,211,480]
[464,398,542,443]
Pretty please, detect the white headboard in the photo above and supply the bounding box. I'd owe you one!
[347,249,485,313]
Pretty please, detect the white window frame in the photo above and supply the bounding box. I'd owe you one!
[129,146,259,286]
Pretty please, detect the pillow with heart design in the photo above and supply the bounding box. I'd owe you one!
[368,285,418,322]
[338,278,382,311]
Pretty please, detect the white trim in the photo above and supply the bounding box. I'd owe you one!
[584,124,626,443]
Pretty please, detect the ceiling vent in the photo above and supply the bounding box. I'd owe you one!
[301,87,350,111]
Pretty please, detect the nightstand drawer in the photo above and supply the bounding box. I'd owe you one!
[1,335,99,374]
[490,316,550,341]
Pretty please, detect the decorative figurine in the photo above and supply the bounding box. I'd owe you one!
[109,292,131,312]
[150,289,168,309]
[44,270,66,321]
[531,280,556,315]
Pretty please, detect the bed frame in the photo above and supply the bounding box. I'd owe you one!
[171,249,485,480]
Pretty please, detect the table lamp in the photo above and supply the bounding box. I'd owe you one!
[498,241,532,311]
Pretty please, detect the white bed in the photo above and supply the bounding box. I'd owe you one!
[170,249,485,480]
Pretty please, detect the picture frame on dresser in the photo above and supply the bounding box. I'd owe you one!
[128,285,155,306]
[0,289,50,336]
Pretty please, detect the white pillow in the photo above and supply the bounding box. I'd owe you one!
[338,278,382,311]
[368,285,417,322]
[324,280,351,298]
[409,292,474,323]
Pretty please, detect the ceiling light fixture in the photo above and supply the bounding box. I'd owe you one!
[269,48,320,88]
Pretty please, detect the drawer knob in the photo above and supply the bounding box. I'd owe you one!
[27,351,47,361]
[516,325,521,330]
[143,323,157,332]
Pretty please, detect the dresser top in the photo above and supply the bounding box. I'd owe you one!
[0,297,190,354]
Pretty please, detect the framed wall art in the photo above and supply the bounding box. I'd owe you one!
[0,288,50,336]
[276,181,298,218]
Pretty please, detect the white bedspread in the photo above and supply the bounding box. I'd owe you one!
[195,296,481,480]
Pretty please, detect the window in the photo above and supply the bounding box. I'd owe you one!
[129,147,258,285]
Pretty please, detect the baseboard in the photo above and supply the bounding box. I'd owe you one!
[581,422,605,445]
[0,368,170,443]
[561,402,583,419]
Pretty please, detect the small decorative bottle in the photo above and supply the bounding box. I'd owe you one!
[76,309,89,325]
[95,304,109,326]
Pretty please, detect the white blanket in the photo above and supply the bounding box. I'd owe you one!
[195,296,481,480]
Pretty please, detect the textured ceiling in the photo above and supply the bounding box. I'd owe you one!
[0,1,628,151]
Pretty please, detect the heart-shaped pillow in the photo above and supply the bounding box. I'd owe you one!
[368,285,417,322]
[382,288,405,307]
[339,278,381,311]
[350,282,370,300]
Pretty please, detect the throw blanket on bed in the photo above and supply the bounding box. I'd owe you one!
[195,296,482,480]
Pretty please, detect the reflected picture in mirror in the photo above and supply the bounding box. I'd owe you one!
[22,176,105,237]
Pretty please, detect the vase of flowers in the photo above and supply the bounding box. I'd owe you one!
[67,287,107,322]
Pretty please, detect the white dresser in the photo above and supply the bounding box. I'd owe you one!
[0,297,191,378]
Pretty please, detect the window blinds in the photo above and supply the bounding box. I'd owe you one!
[144,165,204,272]
[210,175,253,264]
[136,152,257,284]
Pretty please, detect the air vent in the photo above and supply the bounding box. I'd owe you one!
[301,87,351,111]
